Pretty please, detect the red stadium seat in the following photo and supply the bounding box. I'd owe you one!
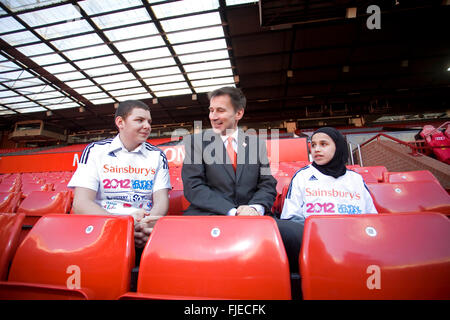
[301,213,450,299]
[357,172,378,184]
[120,216,291,300]
[17,191,71,217]
[383,170,440,184]
[0,214,135,300]
[350,166,387,182]
[445,123,450,139]
[273,184,289,215]
[167,177,188,215]
[274,174,292,195]
[0,213,25,280]
[0,192,22,213]
[20,182,53,198]
[367,181,450,215]
[167,189,188,215]
[279,184,289,213]
[0,178,21,193]
[52,180,73,197]
[16,190,73,241]
[420,125,450,164]
[429,131,450,164]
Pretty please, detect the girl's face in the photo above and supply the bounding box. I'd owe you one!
[311,132,336,165]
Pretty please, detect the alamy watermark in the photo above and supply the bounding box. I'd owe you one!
[367,5,381,30]
[366,264,381,290]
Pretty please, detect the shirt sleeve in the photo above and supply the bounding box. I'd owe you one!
[249,204,264,215]
[227,207,237,216]
[153,151,172,192]
[280,174,306,223]
[67,146,100,192]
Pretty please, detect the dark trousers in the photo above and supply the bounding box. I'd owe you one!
[272,217,304,274]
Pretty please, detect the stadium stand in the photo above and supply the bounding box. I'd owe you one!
[300,213,450,299]
[120,216,291,300]
[0,214,135,300]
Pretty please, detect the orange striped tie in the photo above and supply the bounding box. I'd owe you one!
[226,136,237,172]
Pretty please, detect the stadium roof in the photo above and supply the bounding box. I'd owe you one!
[0,0,449,135]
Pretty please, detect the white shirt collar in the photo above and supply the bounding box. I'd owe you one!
[109,134,147,155]
[220,128,239,143]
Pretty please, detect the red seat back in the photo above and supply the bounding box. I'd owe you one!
[428,132,450,164]
[276,184,289,214]
[445,124,450,139]
[132,216,291,299]
[20,183,53,198]
[0,213,25,280]
[384,170,440,184]
[1,214,135,299]
[367,181,450,214]
[17,191,71,216]
[420,125,435,143]
[301,213,450,299]
[0,179,21,193]
[0,192,22,213]
[351,166,387,182]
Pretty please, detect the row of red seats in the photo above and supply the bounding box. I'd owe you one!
[2,165,449,220]
[0,214,290,299]
[1,212,449,299]
[0,172,73,199]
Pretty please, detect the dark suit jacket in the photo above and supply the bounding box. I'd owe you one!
[181,129,277,215]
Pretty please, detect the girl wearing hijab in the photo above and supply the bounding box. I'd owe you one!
[281,127,377,223]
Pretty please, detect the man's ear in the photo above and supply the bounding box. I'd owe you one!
[115,116,124,130]
[235,108,244,121]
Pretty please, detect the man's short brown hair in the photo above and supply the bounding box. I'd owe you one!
[208,86,246,113]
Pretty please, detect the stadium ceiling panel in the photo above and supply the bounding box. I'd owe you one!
[0,0,254,120]
[0,0,448,134]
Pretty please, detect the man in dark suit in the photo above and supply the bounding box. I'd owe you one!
[181,86,303,274]
[182,124,276,215]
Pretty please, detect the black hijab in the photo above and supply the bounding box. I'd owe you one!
[311,127,348,178]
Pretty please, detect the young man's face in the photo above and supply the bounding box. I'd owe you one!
[116,107,152,150]
[209,94,244,136]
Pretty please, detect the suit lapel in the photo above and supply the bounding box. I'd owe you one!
[207,131,235,181]
[222,139,236,181]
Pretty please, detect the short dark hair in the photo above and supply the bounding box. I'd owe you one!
[208,86,246,112]
[114,100,150,120]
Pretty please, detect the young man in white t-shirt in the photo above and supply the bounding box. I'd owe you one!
[68,100,171,249]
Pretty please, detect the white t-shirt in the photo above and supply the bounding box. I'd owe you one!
[281,165,377,223]
[68,134,171,215]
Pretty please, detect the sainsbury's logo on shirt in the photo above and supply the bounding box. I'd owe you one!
[305,187,361,200]
[103,164,156,176]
